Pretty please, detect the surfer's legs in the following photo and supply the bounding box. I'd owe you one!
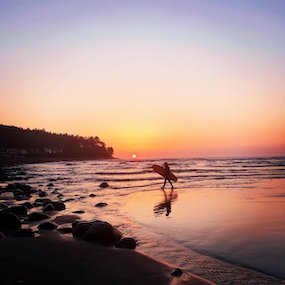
[162,179,167,189]
[168,179,174,190]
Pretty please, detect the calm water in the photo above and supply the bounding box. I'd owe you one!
[2,157,285,278]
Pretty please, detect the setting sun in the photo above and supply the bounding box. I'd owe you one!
[132,154,137,159]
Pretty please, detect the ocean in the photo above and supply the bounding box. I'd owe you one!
[2,157,285,280]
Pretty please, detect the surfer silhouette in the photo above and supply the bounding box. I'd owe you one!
[152,162,177,189]
[162,162,174,190]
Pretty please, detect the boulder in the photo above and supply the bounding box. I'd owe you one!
[26,212,50,222]
[0,203,8,210]
[47,183,54,187]
[171,268,183,277]
[57,225,72,234]
[72,221,93,238]
[53,215,80,225]
[13,189,25,197]
[7,205,27,216]
[115,237,137,250]
[95,202,108,207]
[15,195,30,201]
[50,201,65,211]
[34,198,51,206]
[72,219,82,228]
[83,220,122,246]
[0,210,21,230]
[89,193,96,197]
[21,202,33,209]
[99,182,109,188]
[11,228,34,238]
[38,190,48,197]
[38,222,58,230]
[6,183,32,192]
[43,203,55,212]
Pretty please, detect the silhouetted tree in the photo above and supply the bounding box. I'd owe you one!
[0,125,114,159]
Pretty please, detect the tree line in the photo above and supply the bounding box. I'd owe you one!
[0,125,113,159]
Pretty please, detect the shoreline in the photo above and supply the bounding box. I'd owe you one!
[0,156,115,167]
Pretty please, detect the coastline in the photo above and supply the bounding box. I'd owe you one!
[0,156,115,167]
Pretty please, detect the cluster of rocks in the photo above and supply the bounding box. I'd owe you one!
[0,182,66,238]
[0,181,137,250]
[72,219,137,249]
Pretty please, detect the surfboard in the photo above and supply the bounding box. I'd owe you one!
[152,164,177,182]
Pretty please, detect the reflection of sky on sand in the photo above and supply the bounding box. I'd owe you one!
[124,180,285,278]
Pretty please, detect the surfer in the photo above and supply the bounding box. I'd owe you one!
[162,162,174,190]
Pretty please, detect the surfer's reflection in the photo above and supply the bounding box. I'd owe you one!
[153,189,178,217]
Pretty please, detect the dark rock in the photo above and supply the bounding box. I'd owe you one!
[89,193,96,197]
[0,232,5,238]
[0,211,21,230]
[115,237,137,249]
[72,219,82,228]
[38,222,58,230]
[6,183,32,192]
[83,220,122,246]
[32,202,42,208]
[171,268,183,277]
[72,221,93,238]
[49,201,65,211]
[43,203,55,212]
[34,198,51,206]
[15,195,30,201]
[99,182,109,188]
[95,202,108,207]
[0,203,8,209]
[53,215,80,225]
[72,210,85,214]
[7,205,27,216]
[57,225,72,234]
[13,190,25,197]
[21,202,33,209]
[11,228,34,238]
[63,198,74,203]
[38,190,48,197]
[26,212,50,222]
[47,183,54,187]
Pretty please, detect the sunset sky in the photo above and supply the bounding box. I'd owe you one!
[1,0,285,158]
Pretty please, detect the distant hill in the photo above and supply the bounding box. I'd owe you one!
[0,125,113,159]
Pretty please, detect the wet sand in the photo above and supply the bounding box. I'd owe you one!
[125,185,285,283]
[0,232,214,285]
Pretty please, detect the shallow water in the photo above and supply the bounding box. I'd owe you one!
[2,157,285,278]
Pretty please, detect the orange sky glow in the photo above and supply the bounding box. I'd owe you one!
[0,1,284,159]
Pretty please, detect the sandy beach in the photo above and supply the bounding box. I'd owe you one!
[0,232,215,285]
[1,159,285,285]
